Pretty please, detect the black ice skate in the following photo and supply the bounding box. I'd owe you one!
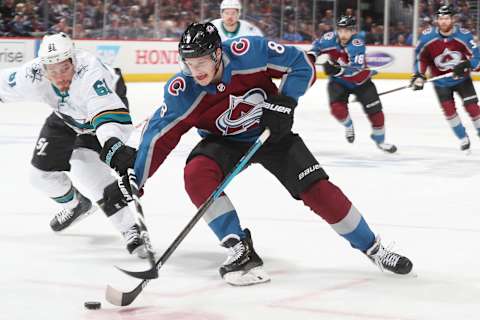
[370,134,397,153]
[219,229,270,286]
[122,225,148,259]
[365,236,413,275]
[50,190,96,232]
[376,142,397,153]
[345,125,355,143]
[460,136,470,151]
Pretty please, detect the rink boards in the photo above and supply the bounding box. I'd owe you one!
[1,37,480,82]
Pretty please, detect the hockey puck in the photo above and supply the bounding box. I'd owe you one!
[84,301,101,310]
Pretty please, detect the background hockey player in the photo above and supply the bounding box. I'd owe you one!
[411,4,480,151]
[210,0,263,42]
[105,22,413,286]
[309,16,397,153]
[0,33,147,257]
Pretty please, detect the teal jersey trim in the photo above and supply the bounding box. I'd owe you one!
[92,111,132,129]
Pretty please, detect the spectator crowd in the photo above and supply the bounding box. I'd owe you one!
[0,0,478,45]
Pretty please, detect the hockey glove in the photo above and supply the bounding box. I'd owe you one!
[323,60,343,76]
[452,60,471,79]
[410,73,426,91]
[259,95,297,143]
[99,175,133,216]
[100,137,136,176]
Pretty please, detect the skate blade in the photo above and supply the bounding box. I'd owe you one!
[224,266,271,286]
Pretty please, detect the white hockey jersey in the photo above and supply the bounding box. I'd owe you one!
[0,49,132,145]
[210,19,263,42]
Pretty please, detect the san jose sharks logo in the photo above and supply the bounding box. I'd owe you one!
[434,48,462,71]
[216,88,266,135]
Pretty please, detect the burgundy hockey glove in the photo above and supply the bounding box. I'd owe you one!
[452,60,471,79]
[100,137,136,176]
[259,95,297,143]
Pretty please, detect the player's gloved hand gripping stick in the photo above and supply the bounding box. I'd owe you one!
[113,169,159,280]
[105,128,271,306]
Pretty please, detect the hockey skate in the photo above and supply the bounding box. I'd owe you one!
[345,125,355,143]
[50,190,96,232]
[370,134,397,153]
[460,136,470,151]
[219,229,270,286]
[365,236,413,275]
[376,142,397,153]
[122,224,148,259]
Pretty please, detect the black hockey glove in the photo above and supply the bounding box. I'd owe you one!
[100,137,136,176]
[259,95,297,143]
[410,73,426,91]
[99,175,133,216]
[452,60,471,79]
[323,61,343,76]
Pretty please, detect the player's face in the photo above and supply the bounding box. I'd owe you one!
[337,27,354,45]
[45,59,75,92]
[222,9,240,27]
[437,15,454,33]
[184,54,218,86]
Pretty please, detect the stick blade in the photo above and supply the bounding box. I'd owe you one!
[105,284,126,306]
[106,281,148,306]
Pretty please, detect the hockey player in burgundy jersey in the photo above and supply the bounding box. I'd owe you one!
[309,16,397,153]
[104,22,413,285]
[412,4,480,151]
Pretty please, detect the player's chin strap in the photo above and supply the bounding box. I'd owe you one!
[105,128,271,307]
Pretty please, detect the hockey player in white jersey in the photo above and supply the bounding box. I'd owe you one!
[210,0,263,42]
[0,33,146,257]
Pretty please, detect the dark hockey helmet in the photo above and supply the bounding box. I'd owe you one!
[436,4,454,16]
[178,22,222,60]
[336,15,356,29]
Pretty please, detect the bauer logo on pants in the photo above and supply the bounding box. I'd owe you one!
[298,164,322,180]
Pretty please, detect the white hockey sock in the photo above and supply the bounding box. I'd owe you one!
[29,166,79,209]
[69,148,116,202]
[108,206,136,233]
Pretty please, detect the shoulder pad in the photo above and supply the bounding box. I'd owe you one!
[322,32,335,41]
[352,38,363,46]
[422,27,433,35]
[166,75,187,97]
[229,37,251,56]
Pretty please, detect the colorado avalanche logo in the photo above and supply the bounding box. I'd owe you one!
[216,88,266,135]
[168,77,186,96]
[230,38,250,56]
[434,48,463,71]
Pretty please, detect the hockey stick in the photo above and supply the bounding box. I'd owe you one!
[375,72,454,98]
[114,169,158,280]
[105,128,271,306]
[350,72,454,103]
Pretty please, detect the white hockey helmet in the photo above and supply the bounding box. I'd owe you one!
[38,33,75,65]
[220,0,242,12]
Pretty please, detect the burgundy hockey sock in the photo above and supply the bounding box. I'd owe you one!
[300,179,351,224]
[367,111,384,128]
[300,180,375,251]
[184,155,224,207]
[330,102,350,125]
[440,100,457,118]
[184,155,244,241]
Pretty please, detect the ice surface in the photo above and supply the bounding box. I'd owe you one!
[1,80,479,320]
